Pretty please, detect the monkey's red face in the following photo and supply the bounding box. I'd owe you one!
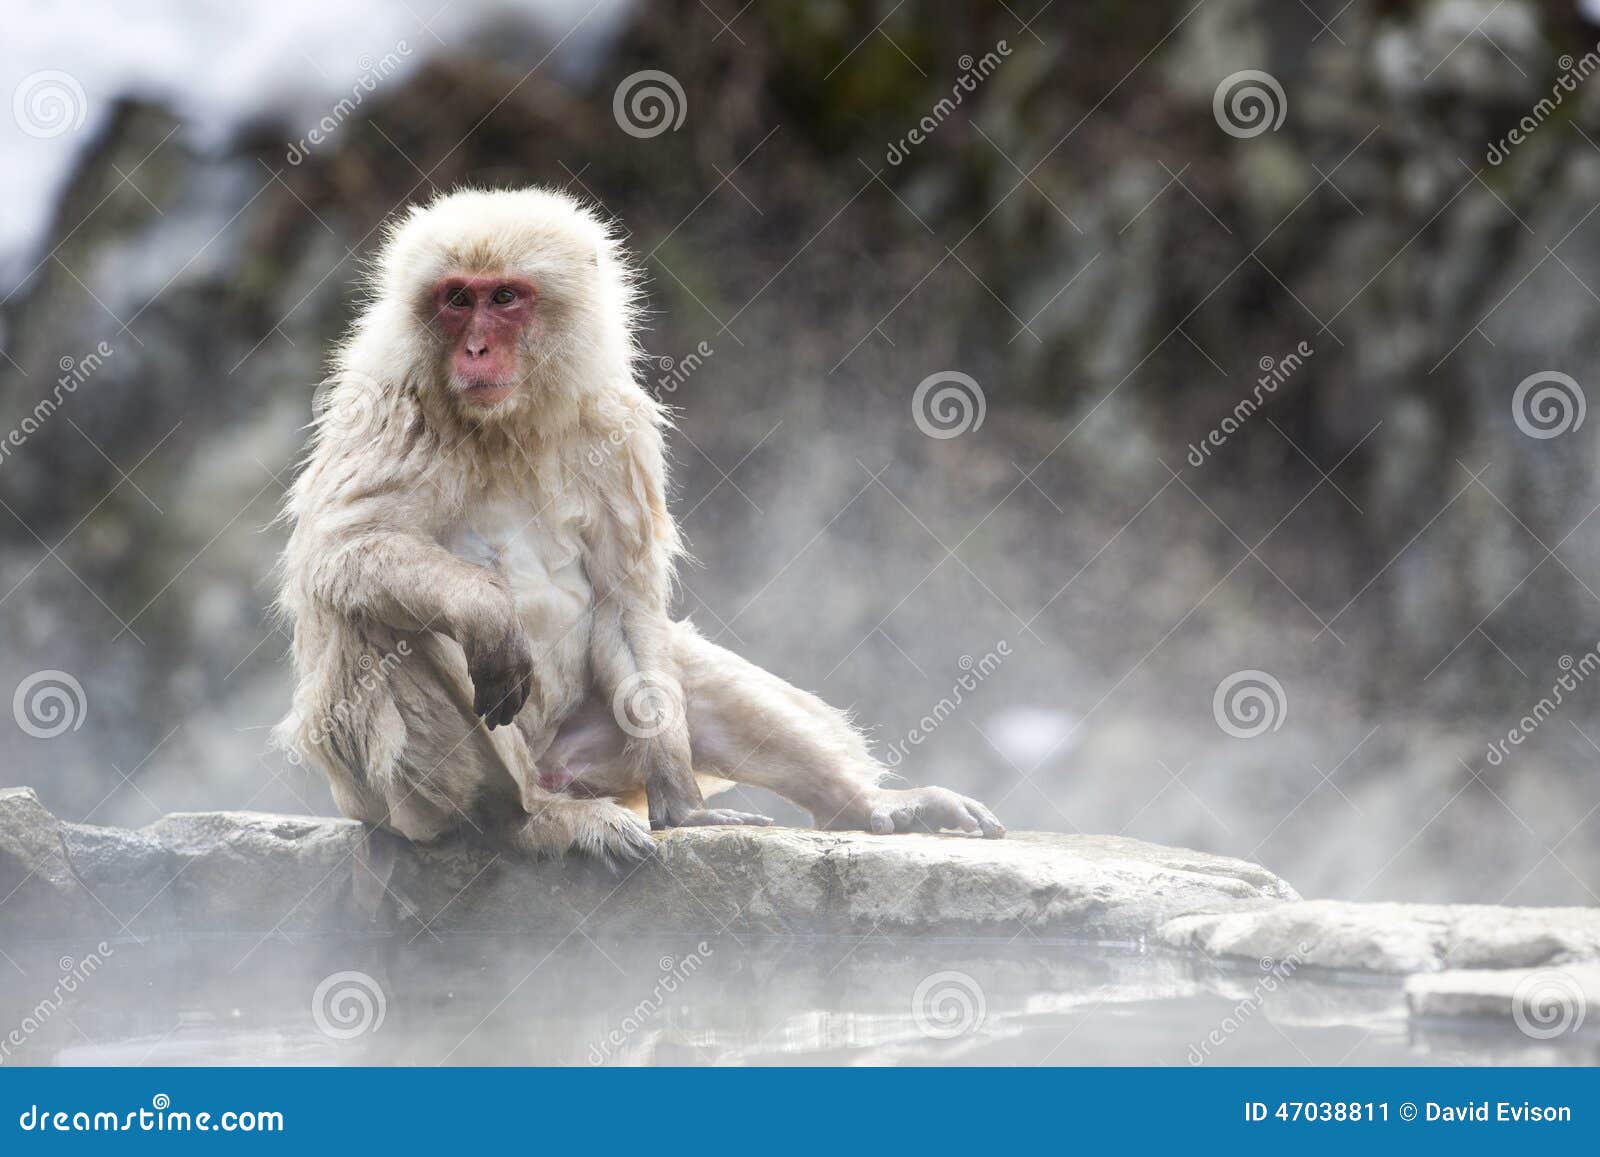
[432,275,538,407]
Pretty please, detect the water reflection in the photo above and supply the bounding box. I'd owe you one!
[1,936,1595,1067]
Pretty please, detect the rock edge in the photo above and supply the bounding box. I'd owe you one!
[6,785,1599,1029]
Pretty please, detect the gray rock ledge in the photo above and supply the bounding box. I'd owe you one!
[5,786,1598,1011]
[0,787,1293,942]
[1159,900,1600,974]
[1405,965,1600,1027]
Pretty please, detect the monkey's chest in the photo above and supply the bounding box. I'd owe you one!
[442,501,592,624]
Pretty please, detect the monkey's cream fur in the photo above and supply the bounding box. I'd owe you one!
[274,186,1004,860]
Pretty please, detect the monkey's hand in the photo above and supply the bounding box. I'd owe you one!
[462,622,535,729]
[850,786,1005,839]
[643,747,773,830]
[656,805,776,829]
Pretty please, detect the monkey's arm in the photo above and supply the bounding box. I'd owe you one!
[292,518,534,728]
[582,420,771,829]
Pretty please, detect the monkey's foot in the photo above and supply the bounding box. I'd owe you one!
[857,786,1005,839]
[654,808,774,830]
[590,806,659,863]
[518,798,657,864]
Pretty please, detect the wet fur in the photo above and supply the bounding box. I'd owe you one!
[273,187,1002,860]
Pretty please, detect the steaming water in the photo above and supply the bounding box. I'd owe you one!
[3,937,1595,1067]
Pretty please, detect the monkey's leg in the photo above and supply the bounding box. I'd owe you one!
[587,602,772,830]
[672,622,1005,838]
[541,695,774,828]
[340,633,656,862]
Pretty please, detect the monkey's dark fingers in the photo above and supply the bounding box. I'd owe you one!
[473,667,531,729]
[472,681,504,725]
[496,673,531,728]
[468,627,534,728]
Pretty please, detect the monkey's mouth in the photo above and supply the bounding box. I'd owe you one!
[458,379,515,407]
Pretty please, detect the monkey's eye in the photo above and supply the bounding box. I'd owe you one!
[490,286,517,306]
[446,288,471,308]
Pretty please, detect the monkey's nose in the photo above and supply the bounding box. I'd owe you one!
[465,340,490,359]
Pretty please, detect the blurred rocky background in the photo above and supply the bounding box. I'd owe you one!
[4,0,1600,905]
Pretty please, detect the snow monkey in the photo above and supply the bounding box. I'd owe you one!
[274,187,1004,861]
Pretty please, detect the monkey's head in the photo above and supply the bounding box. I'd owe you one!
[374,187,635,419]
